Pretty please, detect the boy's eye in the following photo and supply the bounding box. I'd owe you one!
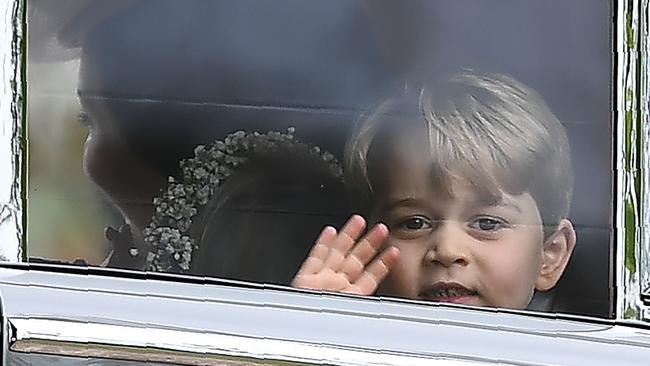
[469,217,506,232]
[396,217,432,231]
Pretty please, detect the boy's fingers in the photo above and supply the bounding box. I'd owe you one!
[322,215,366,270]
[296,226,337,275]
[352,246,400,294]
[309,226,338,259]
[339,223,389,282]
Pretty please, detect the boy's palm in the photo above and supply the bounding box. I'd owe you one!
[292,215,399,295]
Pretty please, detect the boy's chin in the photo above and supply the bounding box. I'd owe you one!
[419,294,481,306]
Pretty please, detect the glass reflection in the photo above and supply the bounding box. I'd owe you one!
[27,0,612,317]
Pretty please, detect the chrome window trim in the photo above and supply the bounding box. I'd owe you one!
[0,0,24,262]
[637,0,650,315]
[616,0,635,320]
[620,0,650,321]
[7,317,507,366]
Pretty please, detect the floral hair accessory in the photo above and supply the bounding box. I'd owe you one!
[143,128,344,273]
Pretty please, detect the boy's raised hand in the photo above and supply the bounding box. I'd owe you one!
[292,215,400,295]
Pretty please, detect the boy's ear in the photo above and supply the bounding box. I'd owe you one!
[535,219,576,291]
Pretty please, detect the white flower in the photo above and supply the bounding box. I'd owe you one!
[144,128,344,274]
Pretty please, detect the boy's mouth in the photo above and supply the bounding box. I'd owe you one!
[418,282,478,305]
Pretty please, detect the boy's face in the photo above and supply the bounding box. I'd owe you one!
[371,126,575,309]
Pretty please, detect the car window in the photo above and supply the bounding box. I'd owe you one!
[25,0,613,318]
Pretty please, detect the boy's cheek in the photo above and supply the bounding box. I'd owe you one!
[378,271,414,298]
[379,245,421,298]
[480,252,540,308]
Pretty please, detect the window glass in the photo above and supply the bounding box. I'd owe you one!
[27,0,613,317]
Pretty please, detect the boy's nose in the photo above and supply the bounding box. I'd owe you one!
[423,220,470,267]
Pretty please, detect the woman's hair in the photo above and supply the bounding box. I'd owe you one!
[346,71,574,231]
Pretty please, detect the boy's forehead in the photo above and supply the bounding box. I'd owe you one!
[381,118,430,155]
[379,136,530,209]
[368,109,548,218]
[381,169,498,204]
[377,173,538,220]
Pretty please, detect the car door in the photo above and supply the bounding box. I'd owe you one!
[2,0,650,365]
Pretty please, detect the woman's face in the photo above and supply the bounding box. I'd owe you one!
[78,73,166,236]
[72,0,392,236]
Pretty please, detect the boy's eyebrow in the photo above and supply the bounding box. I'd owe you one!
[379,197,524,214]
[378,197,425,213]
[475,197,524,214]
[378,196,525,214]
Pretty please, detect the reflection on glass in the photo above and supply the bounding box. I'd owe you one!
[27,0,612,317]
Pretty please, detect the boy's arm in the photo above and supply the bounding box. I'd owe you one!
[291,215,400,295]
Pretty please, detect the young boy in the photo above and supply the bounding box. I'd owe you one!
[292,71,576,310]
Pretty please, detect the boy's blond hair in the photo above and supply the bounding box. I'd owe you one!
[346,71,573,232]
